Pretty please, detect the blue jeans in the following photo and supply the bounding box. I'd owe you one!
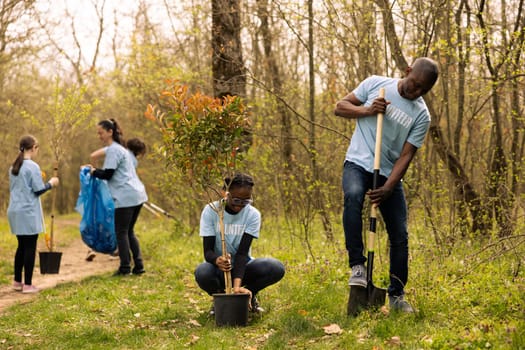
[194,257,285,296]
[342,161,408,297]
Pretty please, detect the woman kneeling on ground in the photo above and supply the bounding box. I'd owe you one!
[194,173,285,315]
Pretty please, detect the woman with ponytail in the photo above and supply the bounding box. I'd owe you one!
[85,119,148,276]
[7,135,59,293]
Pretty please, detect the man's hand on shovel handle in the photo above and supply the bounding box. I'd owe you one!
[367,185,393,205]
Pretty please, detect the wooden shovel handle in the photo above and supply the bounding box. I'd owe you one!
[218,208,232,293]
[373,88,385,172]
[368,87,385,250]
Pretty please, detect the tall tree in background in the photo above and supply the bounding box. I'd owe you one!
[0,0,39,210]
[211,0,246,97]
[257,0,292,167]
[256,0,294,214]
[476,0,525,236]
[37,0,106,85]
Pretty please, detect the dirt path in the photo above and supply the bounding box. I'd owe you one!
[0,220,119,314]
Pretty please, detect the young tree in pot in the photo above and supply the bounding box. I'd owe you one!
[145,81,250,294]
[23,80,97,254]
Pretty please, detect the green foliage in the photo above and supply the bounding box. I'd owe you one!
[19,78,98,163]
[145,82,250,198]
[0,214,523,349]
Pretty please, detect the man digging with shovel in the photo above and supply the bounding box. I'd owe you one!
[334,58,439,314]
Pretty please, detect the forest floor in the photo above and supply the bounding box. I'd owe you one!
[0,218,118,314]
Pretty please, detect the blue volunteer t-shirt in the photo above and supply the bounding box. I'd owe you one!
[7,160,47,235]
[199,201,261,263]
[345,75,431,177]
[103,142,148,208]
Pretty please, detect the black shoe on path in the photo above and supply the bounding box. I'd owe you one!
[113,269,131,276]
[132,267,145,275]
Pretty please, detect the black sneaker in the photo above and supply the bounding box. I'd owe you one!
[132,267,145,275]
[113,269,131,276]
[85,250,96,262]
[209,304,215,316]
[250,296,265,313]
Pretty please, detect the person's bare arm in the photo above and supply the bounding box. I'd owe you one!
[334,92,388,119]
[90,148,106,165]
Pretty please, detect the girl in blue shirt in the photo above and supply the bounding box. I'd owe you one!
[7,135,59,293]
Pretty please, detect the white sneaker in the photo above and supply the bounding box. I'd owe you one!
[22,285,39,294]
[12,281,23,291]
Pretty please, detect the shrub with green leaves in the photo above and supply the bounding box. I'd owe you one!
[146,82,252,293]
[145,81,250,197]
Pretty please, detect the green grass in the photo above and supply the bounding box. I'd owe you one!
[0,214,523,349]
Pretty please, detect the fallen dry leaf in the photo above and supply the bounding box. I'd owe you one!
[323,323,343,335]
[380,305,389,316]
[188,319,202,327]
[187,334,199,345]
[298,309,308,316]
[357,331,369,344]
[421,335,433,344]
[385,336,401,346]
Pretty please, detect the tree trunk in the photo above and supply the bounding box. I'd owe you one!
[257,0,293,167]
[211,0,246,98]
[307,0,333,240]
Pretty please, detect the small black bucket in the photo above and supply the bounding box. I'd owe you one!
[212,293,250,327]
[39,251,62,274]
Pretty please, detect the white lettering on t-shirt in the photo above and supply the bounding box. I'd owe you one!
[387,105,413,129]
[225,223,245,236]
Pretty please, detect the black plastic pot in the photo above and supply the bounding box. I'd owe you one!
[212,293,250,327]
[39,251,62,274]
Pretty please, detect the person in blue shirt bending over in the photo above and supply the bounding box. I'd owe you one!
[334,57,439,312]
[84,137,146,262]
[194,173,285,315]
[8,135,59,294]
[85,119,148,276]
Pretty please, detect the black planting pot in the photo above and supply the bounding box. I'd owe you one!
[212,293,250,327]
[39,251,62,274]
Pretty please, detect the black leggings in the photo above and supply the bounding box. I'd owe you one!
[14,234,38,285]
[115,205,144,273]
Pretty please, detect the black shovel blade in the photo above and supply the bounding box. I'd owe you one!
[347,283,386,316]
[367,282,387,308]
[347,285,368,316]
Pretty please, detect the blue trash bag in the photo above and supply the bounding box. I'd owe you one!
[75,167,117,253]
